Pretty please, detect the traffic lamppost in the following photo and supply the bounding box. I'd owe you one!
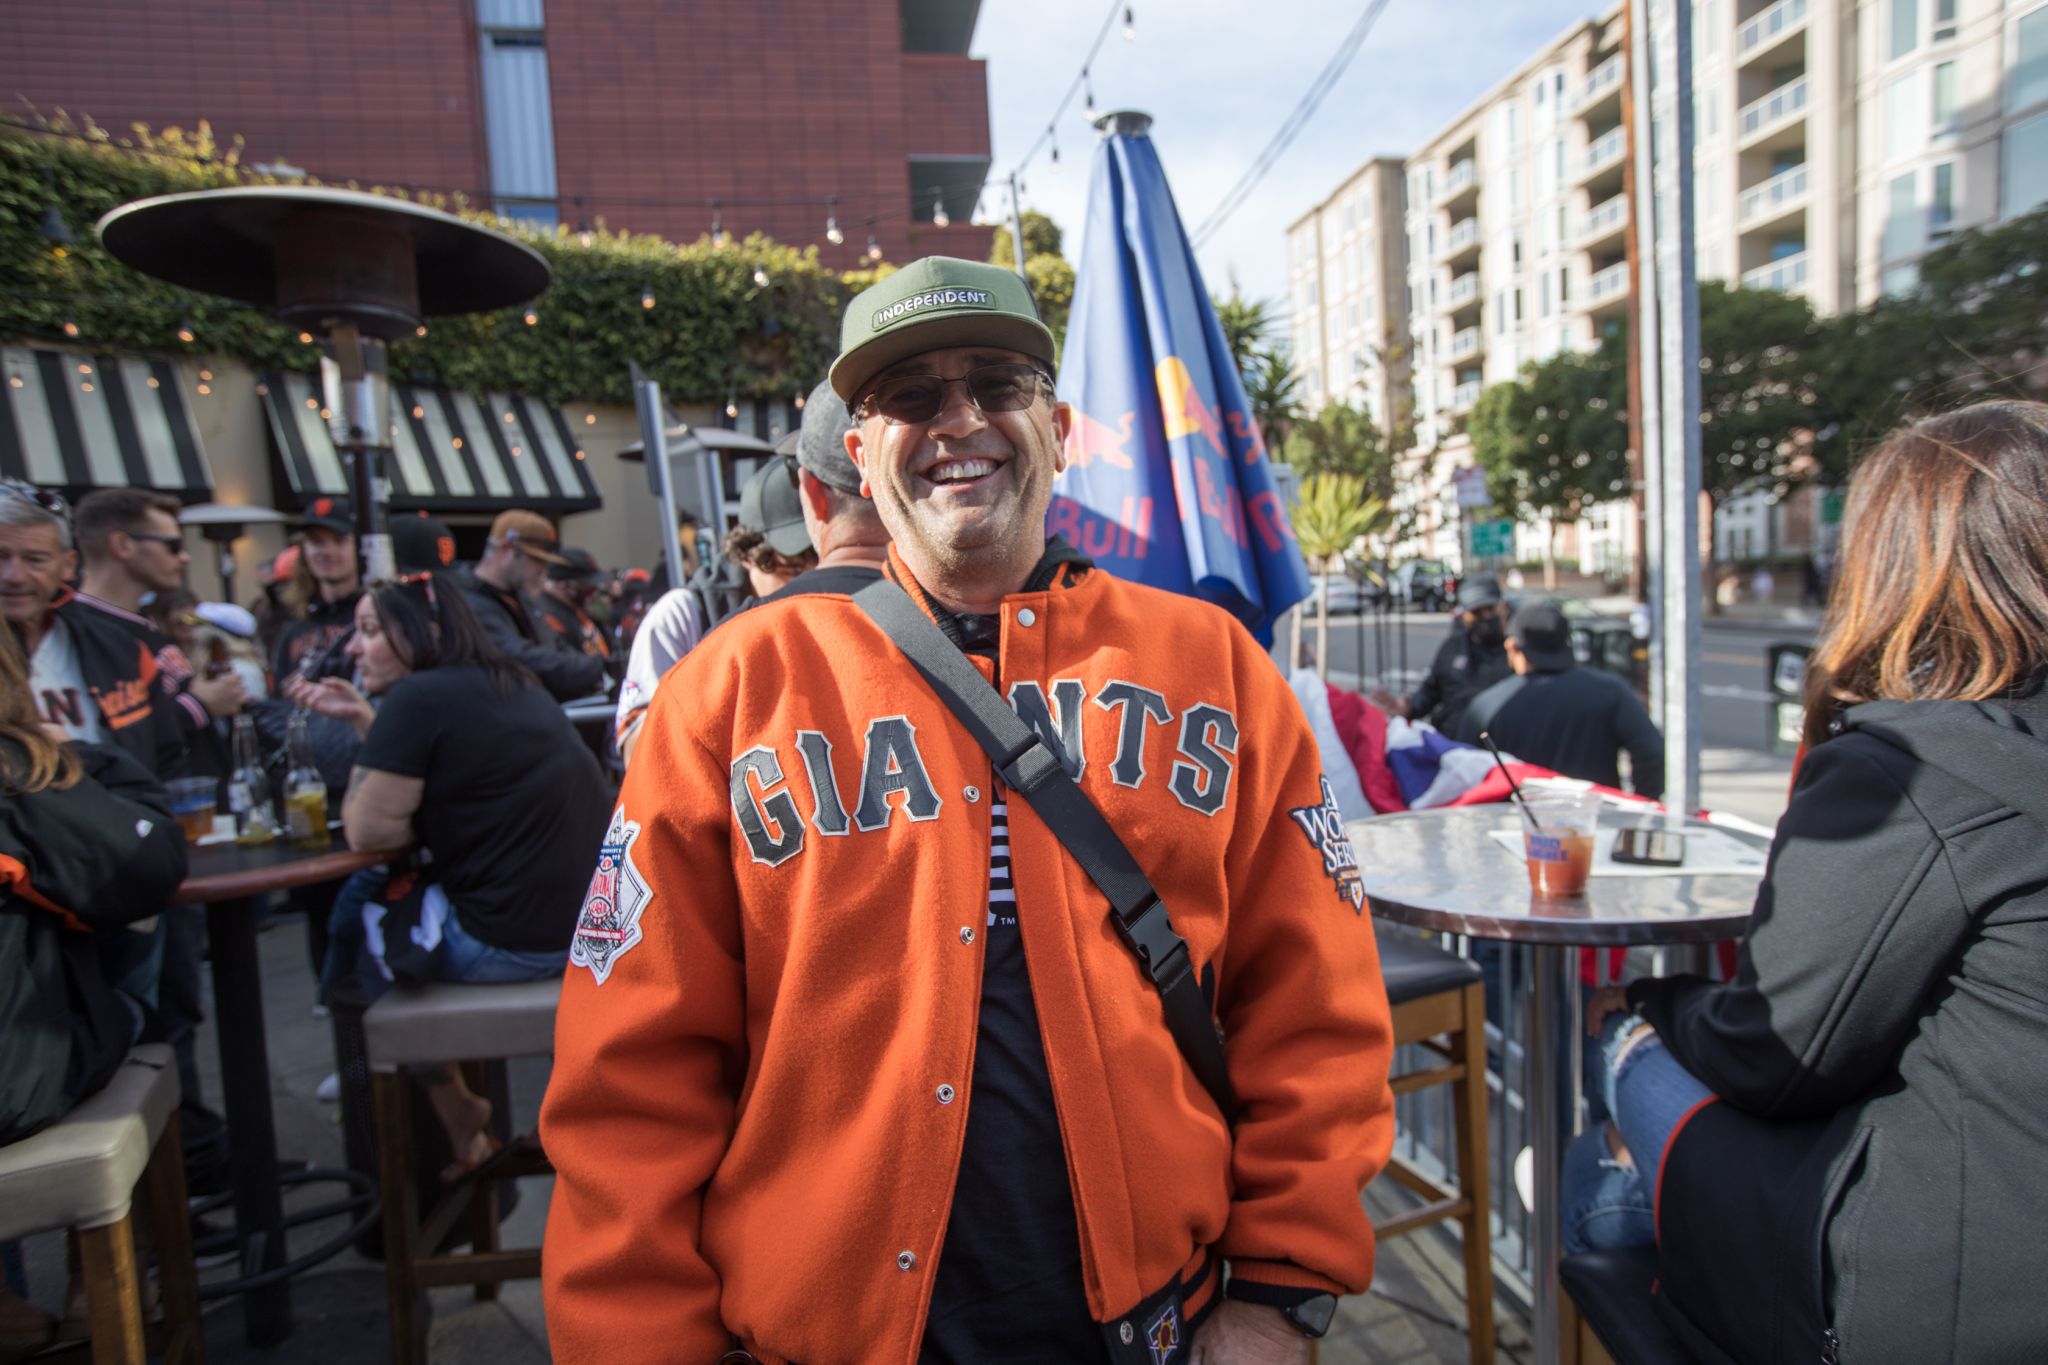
[98,187,551,580]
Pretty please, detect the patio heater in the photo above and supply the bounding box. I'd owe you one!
[177,500,290,604]
[97,187,550,581]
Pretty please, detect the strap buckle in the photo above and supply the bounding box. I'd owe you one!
[1000,739,1065,796]
[1117,894,1192,992]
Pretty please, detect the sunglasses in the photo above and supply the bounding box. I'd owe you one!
[0,481,69,520]
[855,362,1052,426]
[395,571,439,614]
[126,532,187,552]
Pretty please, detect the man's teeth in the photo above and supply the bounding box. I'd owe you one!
[929,459,996,484]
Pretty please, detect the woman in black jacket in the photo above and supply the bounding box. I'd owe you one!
[1560,400,2048,1364]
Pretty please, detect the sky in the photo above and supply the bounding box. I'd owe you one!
[972,0,1601,317]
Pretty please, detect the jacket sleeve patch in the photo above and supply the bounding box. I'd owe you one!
[1289,776,1365,914]
[571,809,651,983]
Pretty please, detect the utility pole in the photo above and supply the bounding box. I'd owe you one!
[1628,0,1666,724]
[1620,5,1648,607]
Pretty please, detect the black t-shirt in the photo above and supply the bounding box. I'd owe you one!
[356,663,612,952]
[272,590,361,683]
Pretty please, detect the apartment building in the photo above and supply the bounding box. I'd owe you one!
[1303,0,2048,575]
[1284,158,1410,430]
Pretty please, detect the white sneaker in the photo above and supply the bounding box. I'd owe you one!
[315,1072,341,1103]
[1514,1145,1535,1213]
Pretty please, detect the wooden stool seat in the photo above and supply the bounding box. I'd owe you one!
[0,1045,203,1364]
[364,978,561,1365]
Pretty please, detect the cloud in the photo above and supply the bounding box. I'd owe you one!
[975,0,1600,318]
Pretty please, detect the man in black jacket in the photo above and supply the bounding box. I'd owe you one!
[1455,602,1665,798]
[454,509,606,701]
[272,496,364,683]
[1375,574,1512,736]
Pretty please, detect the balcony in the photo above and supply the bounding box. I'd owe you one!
[1738,75,1808,147]
[1444,271,1481,310]
[1448,327,1482,362]
[1737,0,1808,65]
[1437,158,1479,211]
[1579,194,1628,249]
[1439,217,1482,265]
[1584,260,1631,314]
[1742,250,1809,293]
[1577,126,1627,183]
[1574,54,1625,117]
[1737,162,1809,228]
[1448,380,1484,413]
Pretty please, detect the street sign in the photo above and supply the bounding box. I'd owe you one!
[1470,518,1516,558]
[1451,465,1491,510]
[1820,488,1845,526]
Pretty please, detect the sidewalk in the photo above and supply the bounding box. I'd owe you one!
[1582,593,1822,632]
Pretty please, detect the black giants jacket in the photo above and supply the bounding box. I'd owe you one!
[1,739,189,1145]
[1626,687,2048,1364]
[45,589,195,778]
[454,567,605,702]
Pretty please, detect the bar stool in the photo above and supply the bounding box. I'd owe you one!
[0,1045,204,1364]
[1367,929,1495,1365]
[363,978,561,1365]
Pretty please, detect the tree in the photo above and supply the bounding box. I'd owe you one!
[1291,473,1388,678]
[989,209,1074,355]
[1280,402,1397,507]
[1694,279,1824,506]
[1243,347,1306,456]
[1468,340,1628,587]
[1212,292,1279,376]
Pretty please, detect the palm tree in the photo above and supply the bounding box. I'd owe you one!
[1245,348,1307,458]
[1212,293,1278,375]
[1291,473,1389,678]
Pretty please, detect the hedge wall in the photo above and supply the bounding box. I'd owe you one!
[0,119,872,405]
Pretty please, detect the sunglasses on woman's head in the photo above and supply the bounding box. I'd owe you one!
[396,571,439,613]
[0,481,69,520]
[855,362,1052,426]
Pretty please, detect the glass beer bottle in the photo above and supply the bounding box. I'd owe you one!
[284,711,331,850]
[229,714,281,845]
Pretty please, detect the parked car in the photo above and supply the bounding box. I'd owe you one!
[1391,559,1459,611]
[1554,597,1649,692]
[1306,573,1367,614]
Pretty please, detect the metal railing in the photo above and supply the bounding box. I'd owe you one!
[1579,195,1628,242]
[1738,163,1808,224]
[1585,260,1630,304]
[1448,327,1482,362]
[1438,159,1478,201]
[1439,218,1482,259]
[1449,379,1483,412]
[1575,54,1625,111]
[1738,0,1809,57]
[1445,272,1482,309]
[1742,250,1809,292]
[1738,74,1808,140]
[1581,126,1627,177]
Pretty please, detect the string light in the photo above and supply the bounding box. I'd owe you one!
[175,320,195,344]
[297,331,313,344]
[641,288,656,310]
[584,412,597,425]
[523,306,539,326]
[752,266,769,287]
[794,391,807,410]
[574,448,587,460]
[725,396,739,419]
[710,201,728,248]
[576,221,594,248]
[1050,131,1060,165]
[1123,4,1136,39]
[415,324,428,338]
[306,397,320,411]
[196,383,211,395]
[412,405,424,419]
[78,381,93,393]
[61,318,78,338]
[76,363,91,375]
[198,368,212,381]
[1084,70,1096,118]
[255,382,267,397]
[825,197,844,245]
[145,376,159,389]
[932,189,950,228]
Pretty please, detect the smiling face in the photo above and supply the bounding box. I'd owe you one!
[0,521,73,628]
[302,527,359,593]
[346,593,413,695]
[845,345,1070,604]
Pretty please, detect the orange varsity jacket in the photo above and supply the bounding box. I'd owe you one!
[541,550,1395,1364]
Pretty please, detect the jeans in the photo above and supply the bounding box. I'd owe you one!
[354,883,564,1004]
[1560,1011,1714,1255]
[318,868,387,1005]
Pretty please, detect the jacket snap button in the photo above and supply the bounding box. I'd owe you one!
[959,926,975,945]
[1119,1321,1134,1345]
[963,785,980,803]
[936,1084,956,1104]
[1016,608,1036,627]
[897,1250,916,1271]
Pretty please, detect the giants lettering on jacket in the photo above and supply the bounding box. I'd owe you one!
[729,679,1239,866]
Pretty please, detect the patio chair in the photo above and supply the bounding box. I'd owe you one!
[363,978,559,1365]
[0,1044,204,1364]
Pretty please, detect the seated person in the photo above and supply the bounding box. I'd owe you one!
[292,572,611,1175]
[1560,400,2048,1362]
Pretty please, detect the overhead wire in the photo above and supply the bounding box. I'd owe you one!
[1187,0,1396,249]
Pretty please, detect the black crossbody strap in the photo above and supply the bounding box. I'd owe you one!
[854,579,1236,1116]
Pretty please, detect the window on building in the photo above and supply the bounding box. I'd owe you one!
[2003,112,2048,218]
[1932,0,1957,43]
[1541,273,1554,317]
[1932,60,1959,130]
[1559,265,1570,303]
[479,2,559,223]
[1495,291,1508,334]
[1512,233,1524,269]
[1882,264,1921,296]
[1929,161,1956,242]
[1885,72,1922,160]
[1509,166,1522,208]
[1882,171,1920,259]
[1506,102,1521,149]
[2013,5,2048,114]
[1554,139,1566,181]
[1890,0,1918,60]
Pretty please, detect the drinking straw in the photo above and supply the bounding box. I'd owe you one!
[1478,730,1543,834]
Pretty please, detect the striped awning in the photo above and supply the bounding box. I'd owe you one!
[261,370,601,515]
[0,346,213,497]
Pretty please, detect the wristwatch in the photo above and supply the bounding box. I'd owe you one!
[1279,1293,1339,1338]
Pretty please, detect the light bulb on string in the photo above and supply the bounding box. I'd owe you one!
[576,221,594,248]
[61,318,79,339]
[725,394,739,420]
[523,306,539,326]
[175,320,195,345]
[794,391,807,410]
[641,288,656,310]
[753,266,770,287]
[1049,131,1060,165]
[415,324,428,338]
[1084,70,1096,118]
[932,190,950,228]
[1123,5,1136,39]
[866,233,883,262]
[710,201,728,248]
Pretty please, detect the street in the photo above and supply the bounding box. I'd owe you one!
[1282,604,1818,756]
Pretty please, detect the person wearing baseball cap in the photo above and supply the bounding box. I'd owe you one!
[1454,601,1666,799]
[534,546,612,661]
[1374,572,1514,736]
[389,512,459,576]
[546,257,1394,1363]
[273,495,363,683]
[452,508,604,701]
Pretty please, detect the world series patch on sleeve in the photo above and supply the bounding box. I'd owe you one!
[572,810,651,984]
[1290,776,1365,913]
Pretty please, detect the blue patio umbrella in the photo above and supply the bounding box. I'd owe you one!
[1048,111,1311,645]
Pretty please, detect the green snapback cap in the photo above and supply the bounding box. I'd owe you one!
[829,256,1056,403]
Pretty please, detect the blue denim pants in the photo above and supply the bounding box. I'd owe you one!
[354,879,565,1004]
[1560,1011,1714,1254]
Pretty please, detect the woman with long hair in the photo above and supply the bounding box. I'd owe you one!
[1560,400,2048,1362]
[290,571,610,1175]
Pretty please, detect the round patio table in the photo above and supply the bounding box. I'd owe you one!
[1348,804,1769,1365]
[174,829,403,1345]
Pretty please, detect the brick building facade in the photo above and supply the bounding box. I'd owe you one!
[0,0,994,268]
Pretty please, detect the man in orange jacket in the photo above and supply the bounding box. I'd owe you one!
[542,257,1395,1365]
